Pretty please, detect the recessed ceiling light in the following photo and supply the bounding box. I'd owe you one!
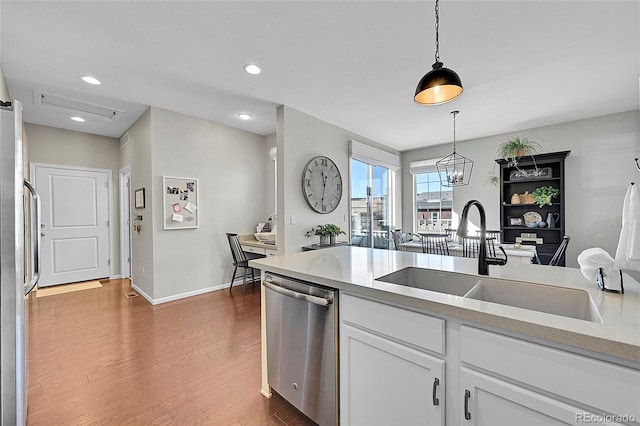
[81,76,101,85]
[237,113,253,120]
[243,64,261,75]
[70,116,85,122]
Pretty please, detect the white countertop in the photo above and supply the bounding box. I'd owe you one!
[250,246,640,361]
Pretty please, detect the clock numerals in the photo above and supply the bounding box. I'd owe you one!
[337,183,341,191]
[322,204,327,212]
[305,179,311,187]
[320,158,328,167]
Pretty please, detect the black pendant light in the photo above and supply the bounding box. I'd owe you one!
[414,0,463,105]
[436,111,473,186]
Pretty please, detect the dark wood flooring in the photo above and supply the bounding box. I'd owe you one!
[27,279,314,425]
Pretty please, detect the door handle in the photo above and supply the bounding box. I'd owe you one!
[464,389,471,420]
[263,280,331,307]
[23,179,41,295]
[432,377,440,406]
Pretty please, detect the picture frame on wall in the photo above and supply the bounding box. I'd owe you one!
[134,188,145,209]
[162,176,199,230]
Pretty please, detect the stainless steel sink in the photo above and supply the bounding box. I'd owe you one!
[375,267,479,296]
[376,267,603,323]
[464,278,603,323]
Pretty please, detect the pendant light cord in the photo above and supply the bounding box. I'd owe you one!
[451,110,458,153]
[434,0,440,64]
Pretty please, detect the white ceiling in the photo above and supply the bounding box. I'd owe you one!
[1,1,638,151]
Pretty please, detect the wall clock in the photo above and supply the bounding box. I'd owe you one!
[302,156,342,214]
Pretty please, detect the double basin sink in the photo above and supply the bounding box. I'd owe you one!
[376,267,603,323]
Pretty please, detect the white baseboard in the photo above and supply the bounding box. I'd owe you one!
[130,278,259,306]
[110,274,122,279]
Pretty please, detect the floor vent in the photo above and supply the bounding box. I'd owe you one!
[34,90,125,121]
[123,291,138,298]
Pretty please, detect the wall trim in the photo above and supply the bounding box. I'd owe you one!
[131,280,259,305]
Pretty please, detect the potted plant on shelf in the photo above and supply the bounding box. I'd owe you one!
[497,135,542,177]
[305,224,346,245]
[531,186,559,208]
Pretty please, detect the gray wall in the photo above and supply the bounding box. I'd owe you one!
[277,106,401,254]
[120,108,155,296]
[26,123,123,275]
[264,133,276,220]
[149,107,267,300]
[401,110,640,267]
[0,64,9,101]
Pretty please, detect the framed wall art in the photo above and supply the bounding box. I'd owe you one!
[134,188,145,209]
[163,176,199,230]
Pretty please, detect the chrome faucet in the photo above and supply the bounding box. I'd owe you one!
[458,200,508,275]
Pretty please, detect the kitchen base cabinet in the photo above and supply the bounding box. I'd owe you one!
[341,324,444,426]
[339,293,639,425]
[340,294,445,425]
[460,368,624,426]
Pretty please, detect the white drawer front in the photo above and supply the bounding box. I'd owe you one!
[240,244,266,255]
[341,293,445,354]
[460,326,640,419]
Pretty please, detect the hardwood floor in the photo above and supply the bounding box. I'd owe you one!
[27,279,315,425]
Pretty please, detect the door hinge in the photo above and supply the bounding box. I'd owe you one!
[127,257,131,263]
[106,220,110,227]
[126,181,130,188]
[107,259,111,266]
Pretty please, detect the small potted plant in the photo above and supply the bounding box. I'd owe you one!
[497,135,542,175]
[305,224,345,245]
[531,186,559,208]
[325,224,346,244]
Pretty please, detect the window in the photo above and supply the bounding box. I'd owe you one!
[349,140,399,249]
[410,160,453,233]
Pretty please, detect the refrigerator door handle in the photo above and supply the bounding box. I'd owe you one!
[23,179,41,295]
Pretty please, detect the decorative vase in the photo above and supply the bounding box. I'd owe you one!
[330,235,336,245]
[537,221,547,228]
[510,193,521,204]
[319,235,329,245]
[546,212,559,228]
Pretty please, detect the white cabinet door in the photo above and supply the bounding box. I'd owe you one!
[340,324,444,426]
[461,368,626,426]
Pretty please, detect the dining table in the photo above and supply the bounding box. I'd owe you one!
[399,239,540,264]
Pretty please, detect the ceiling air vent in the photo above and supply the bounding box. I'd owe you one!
[34,90,125,122]
[120,132,130,149]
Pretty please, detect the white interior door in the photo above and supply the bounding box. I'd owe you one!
[33,164,110,287]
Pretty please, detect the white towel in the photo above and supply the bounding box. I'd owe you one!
[614,184,640,273]
[578,247,622,292]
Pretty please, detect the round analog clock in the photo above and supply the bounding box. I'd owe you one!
[302,156,343,214]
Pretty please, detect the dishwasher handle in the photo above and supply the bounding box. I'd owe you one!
[263,280,331,307]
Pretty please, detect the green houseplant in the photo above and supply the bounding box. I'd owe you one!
[497,135,542,174]
[531,186,559,208]
[305,224,345,245]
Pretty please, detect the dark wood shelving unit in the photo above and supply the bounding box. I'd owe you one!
[497,151,570,266]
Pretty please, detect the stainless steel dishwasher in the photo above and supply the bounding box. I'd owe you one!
[264,272,338,426]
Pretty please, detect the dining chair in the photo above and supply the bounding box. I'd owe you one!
[424,234,450,256]
[548,235,571,266]
[445,228,458,243]
[226,233,256,295]
[461,236,497,258]
[476,229,501,245]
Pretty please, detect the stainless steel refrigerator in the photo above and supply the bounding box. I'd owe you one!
[1,100,41,425]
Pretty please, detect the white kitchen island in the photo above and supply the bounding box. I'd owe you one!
[250,246,640,425]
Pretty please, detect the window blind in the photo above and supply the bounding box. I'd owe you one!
[349,140,400,171]
[409,159,440,175]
